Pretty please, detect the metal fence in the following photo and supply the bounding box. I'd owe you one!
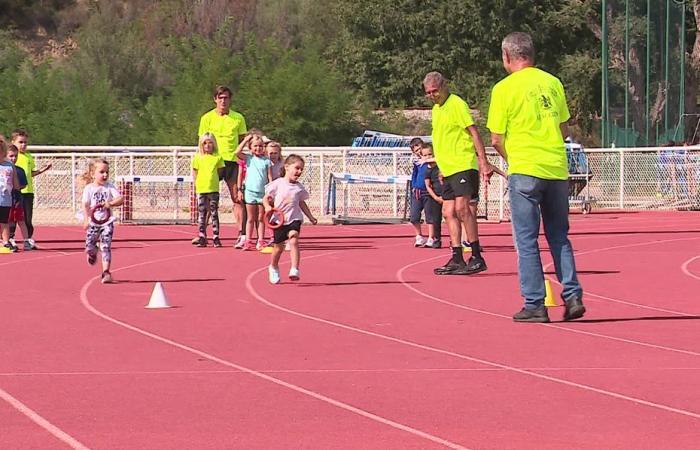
[24,145,700,225]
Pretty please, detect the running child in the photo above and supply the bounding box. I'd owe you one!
[7,145,29,251]
[264,154,317,284]
[192,132,225,247]
[80,158,123,284]
[235,134,272,250]
[0,137,21,253]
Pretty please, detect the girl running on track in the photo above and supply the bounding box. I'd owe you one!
[263,154,317,284]
[80,158,123,284]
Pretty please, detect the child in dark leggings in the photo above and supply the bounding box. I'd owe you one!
[192,132,225,247]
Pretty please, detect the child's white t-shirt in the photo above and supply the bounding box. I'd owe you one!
[82,182,120,226]
[0,161,14,207]
[264,178,309,225]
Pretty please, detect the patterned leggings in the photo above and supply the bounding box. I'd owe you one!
[198,192,220,238]
[85,222,115,262]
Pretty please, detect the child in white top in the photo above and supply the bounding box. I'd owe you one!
[266,141,284,180]
[0,137,21,253]
[80,158,123,284]
[263,154,318,284]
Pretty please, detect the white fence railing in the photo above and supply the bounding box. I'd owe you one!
[23,145,700,225]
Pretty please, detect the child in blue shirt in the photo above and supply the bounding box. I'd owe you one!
[236,134,272,251]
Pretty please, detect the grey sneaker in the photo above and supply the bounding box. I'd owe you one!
[563,295,586,321]
[101,271,113,284]
[513,306,550,323]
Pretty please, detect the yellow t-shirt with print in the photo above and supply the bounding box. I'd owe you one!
[431,94,478,177]
[487,67,570,180]
[192,153,225,194]
[16,151,36,194]
[198,109,247,162]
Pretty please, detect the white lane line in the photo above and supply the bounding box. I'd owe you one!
[0,386,90,450]
[79,252,470,450]
[397,254,700,357]
[2,367,699,377]
[681,255,700,281]
[246,261,700,421]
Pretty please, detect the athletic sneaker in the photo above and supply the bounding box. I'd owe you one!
[101,271,113,284]
[268,265,281,284]
[414,235,427,247]
[212,237,222,248]
[191,237,199,245]
[234,235,246,249]
[284,241,291,251]
[563,295,586,321]
[23,240,32,251]
[195,237,207,247]
[8,238,16,247]
[26,238,37,250]
[87,251,97,266]
[3,242,17,253]
[434,258,466,275]
[451,255,487,275]
[243,240,256,251]
[424,238,441,249]
[289,267,300,281]
[256,239,267,251]
[513,306,550,323]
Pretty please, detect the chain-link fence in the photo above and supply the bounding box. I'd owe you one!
[26,145,700,225]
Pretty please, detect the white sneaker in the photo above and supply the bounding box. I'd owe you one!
[284,241,291,251]
[414,235,427,247]
[8,238,16,247]
[23,241,32,251]
[27,238,37,250]
[234,235,246,249]
[268,265,281,284]
[288,267,300,281]
[424,237,435,248]
[256,239,266,251]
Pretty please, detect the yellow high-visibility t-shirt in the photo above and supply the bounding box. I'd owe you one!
[192,153,225,194]
[198,109,247,162]
[487,67,570,180]
[430,94,477,177]
[16,152,35,194]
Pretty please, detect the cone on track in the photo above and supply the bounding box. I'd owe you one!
[544,279,559,307]
[0,246,11,254]
[260,246,273,254]
[146,282,171,309]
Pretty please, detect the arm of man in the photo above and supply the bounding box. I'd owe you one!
[467,125,495,183]
[560,122,570,142]
[491,133,507,163]
[299,200,318,225]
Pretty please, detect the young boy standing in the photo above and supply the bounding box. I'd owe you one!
[9,129,51,250]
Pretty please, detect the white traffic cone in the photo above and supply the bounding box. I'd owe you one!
[145,282,171,309]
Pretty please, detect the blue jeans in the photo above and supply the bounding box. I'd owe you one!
[509,174,582,309]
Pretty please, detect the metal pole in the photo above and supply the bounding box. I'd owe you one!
[602,0,609,147]
[619,148,625,208]
[71,155,76,216]
[319,152,325,216]
[624,0,630,147]
[646,0,651,145]
[392,152,398,217]
[679,2,686,143]
[664,0,671,136]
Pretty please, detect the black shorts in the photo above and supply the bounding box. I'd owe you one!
[273,220,302,244]
[442,169,480,202]
[0,206,9,223]
[222,160,239,183]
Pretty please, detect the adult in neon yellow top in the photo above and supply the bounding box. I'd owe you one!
[487,32,584,323]
[487,68,570,180]
[431,94,478,177]
[424,71,495,276]
[192,152,225,194]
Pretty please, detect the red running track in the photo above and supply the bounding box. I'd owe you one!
[1,211,699,449]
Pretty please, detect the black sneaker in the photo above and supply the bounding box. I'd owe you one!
[3,243,17,253]
[434,258,466,275]
[195,237,207,247]
[453,256,487,275]
[430,239,442,249]
[212,237,222,248]
[191,237,199,245]
[513,306,550,323]
[563,295,586,321]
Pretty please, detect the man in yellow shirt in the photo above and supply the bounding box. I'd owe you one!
[487,32,584,323]
[198,85,248,247]
[423,71,494,275]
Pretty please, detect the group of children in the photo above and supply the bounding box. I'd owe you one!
[0,129,50,253]
[191,129,317,283]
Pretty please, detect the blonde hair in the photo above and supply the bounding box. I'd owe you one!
[266,140,282,161]
[198,132,218,154]
[79,158,109,185]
